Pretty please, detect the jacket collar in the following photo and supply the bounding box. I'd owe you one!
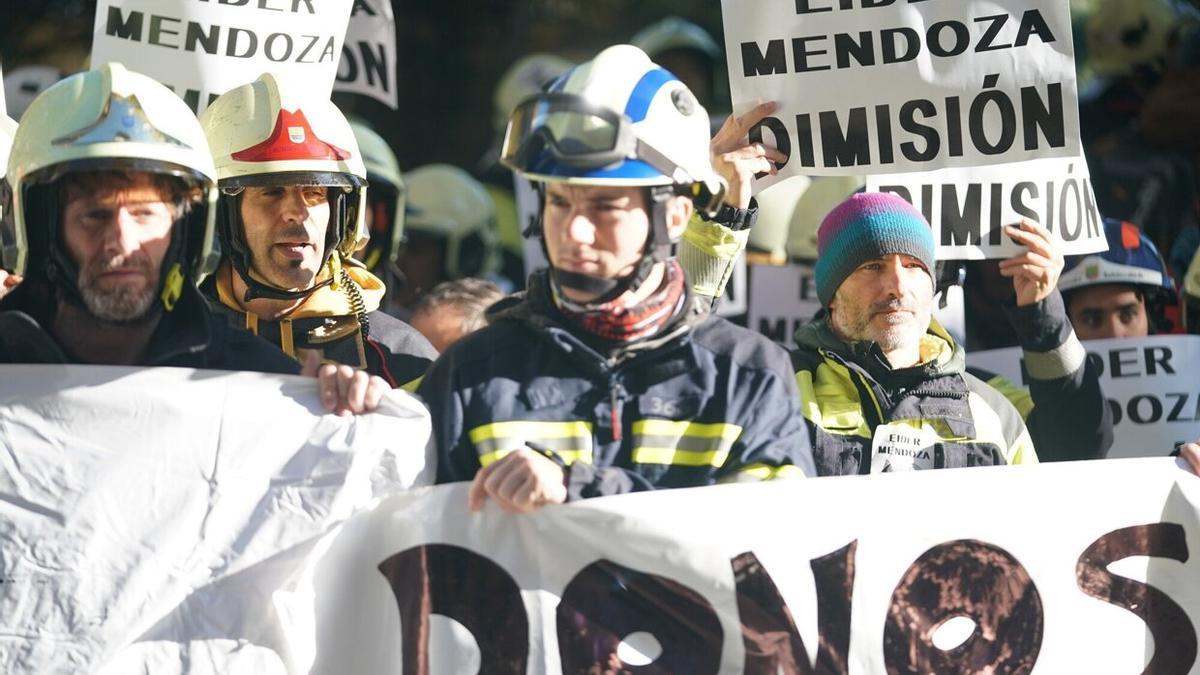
[213,257,385,320]
[0,277,215,366]
[794,311,965,386]
[489,269,708,373]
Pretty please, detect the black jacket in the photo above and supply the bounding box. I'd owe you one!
[202,264,436,390]
[966,290,1113,462]
[419,271,816,499]
[0,279,299,373]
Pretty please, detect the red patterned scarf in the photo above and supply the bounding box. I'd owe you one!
[555,259,687,343]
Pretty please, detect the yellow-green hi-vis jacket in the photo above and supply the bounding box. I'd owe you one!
[790,315,1038,476]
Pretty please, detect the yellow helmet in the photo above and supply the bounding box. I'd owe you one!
[349,118,405,278]
[1087,0,1182,76]
[2,63,217,305]
[200,72,367,300]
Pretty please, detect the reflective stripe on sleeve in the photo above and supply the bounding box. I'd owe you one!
[468,420,594,467]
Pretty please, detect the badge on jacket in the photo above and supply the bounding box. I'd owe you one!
[870,423,938,473]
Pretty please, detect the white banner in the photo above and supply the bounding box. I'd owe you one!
[0,365,432,673]
[969,335,1200,458]
[90,0,354,113]
[867,157,1107,259]
[313,460,1200,673]
[721,0,1081,184]
[334,0,397,109]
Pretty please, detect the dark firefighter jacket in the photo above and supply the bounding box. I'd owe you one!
[0,278,299,373]
[419,270,816,500]
[205,260,436,391]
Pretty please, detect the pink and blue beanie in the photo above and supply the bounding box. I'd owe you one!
[814,192,936,307]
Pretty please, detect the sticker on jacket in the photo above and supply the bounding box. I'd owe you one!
[870,423,938,473]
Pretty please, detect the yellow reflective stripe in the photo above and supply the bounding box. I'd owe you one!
[632,419,742,441]
[986,375,1035,419]
[797,364,871,437]
[400,375,423,393]
[727,463,806,481]
[1008,429,1039,465]
[279,319,295,358]
[468,420,594,468]
[478,448,592,468]
[469,420,592,443]
[630,420,743,467]
[632,447,730,467]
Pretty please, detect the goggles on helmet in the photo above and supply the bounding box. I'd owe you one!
[501,93,703,183]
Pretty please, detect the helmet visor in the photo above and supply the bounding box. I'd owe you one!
[500,93,635,172]
[218,171,362,192]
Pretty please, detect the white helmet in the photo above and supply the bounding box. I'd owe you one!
[2,65,64,121]
[750,176,812,262]
[630,17,722,61]
[200,72,367,301]
[0,115,19,257]
[349,119,405,277]
[2,63,218,310]
[405,164,500,280]
[499,44,725,297]
[0,116,16,180]
[787,176,865,260]
[492,53,575,135]
[501,45,722,198]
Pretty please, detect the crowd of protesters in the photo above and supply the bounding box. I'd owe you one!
[2,0,1200,512]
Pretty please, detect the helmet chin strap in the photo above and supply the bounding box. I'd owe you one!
[548,185,676,306]
[221,190,342,303]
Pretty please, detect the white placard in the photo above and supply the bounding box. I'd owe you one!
[309,460,1200,673]
[868,156,1107,259]
[969,335,1200,458]
[90,0,354,113]
[721,0,1081,185]
[334,0,397,108]
[748,262,822,346]
[0,365,432,673]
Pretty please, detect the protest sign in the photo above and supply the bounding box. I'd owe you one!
[334,0,397,108]
[720,0,1080,185]
[748,261,822,346]
[309,459,1199,672]
[867,156,1107,259]
[969,335,1200,458]
[90,0,354,113]
[0,365,431,673]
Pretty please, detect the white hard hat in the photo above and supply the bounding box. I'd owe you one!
[500,44,723,204]
[405,163,499,280]
[631,17,721,61]
[3,63,217,293]
[750,176,812,261]
[493,53,575,135]
[200,72,368,299]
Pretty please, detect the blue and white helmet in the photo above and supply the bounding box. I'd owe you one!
[1060,218,1176,302]
[500,44,724,209]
